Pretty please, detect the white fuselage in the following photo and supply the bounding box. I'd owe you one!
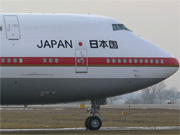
[0,14,179,105]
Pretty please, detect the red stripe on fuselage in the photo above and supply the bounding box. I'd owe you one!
[0,57,179,67]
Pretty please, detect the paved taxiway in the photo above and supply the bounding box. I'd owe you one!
[1,126,179,133]
[0,104,179,110]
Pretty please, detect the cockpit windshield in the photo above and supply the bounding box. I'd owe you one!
[112,24,131,31]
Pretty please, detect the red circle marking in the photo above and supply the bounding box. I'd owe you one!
[78,42,83,46]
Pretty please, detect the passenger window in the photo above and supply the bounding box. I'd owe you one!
[7,58,11,63]
[140,59,143,63]
[55,58,59,63]
[118,58,121,63]
[145,59,148,64]
[129,59,132,63]
[156,59,159,64]
[49,58,53,63]
[134,59,138,63]
[150,59,154,64]
[123,59,127,63]
[1,58,5,63]
[43,58,47,63]
[161,59,164,64]
[112,59,116,63]
[13,58,17,63]
[19,58,23,63]
[107,59,110,63]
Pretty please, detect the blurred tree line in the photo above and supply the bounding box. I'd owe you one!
[108,82,180,104]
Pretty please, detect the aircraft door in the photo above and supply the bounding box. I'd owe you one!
[75,49,88,73]
[4,15,21,40]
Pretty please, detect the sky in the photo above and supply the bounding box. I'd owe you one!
[0,0,179,90]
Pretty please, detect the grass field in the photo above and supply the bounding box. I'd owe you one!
[0,107,180,135]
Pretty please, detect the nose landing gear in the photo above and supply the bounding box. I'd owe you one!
[85,99,106,130]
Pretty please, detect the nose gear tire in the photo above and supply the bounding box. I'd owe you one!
[85,116,102,130]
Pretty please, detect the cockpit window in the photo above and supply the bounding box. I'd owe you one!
[112,24,131,31]
[119,24,130,31]
[118,24,123,30]
[112,24,118,31]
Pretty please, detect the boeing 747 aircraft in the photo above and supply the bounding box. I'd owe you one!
[0,13,179,130]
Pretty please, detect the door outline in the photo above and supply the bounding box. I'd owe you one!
[75,49,88,73]
[4,15,21,40]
